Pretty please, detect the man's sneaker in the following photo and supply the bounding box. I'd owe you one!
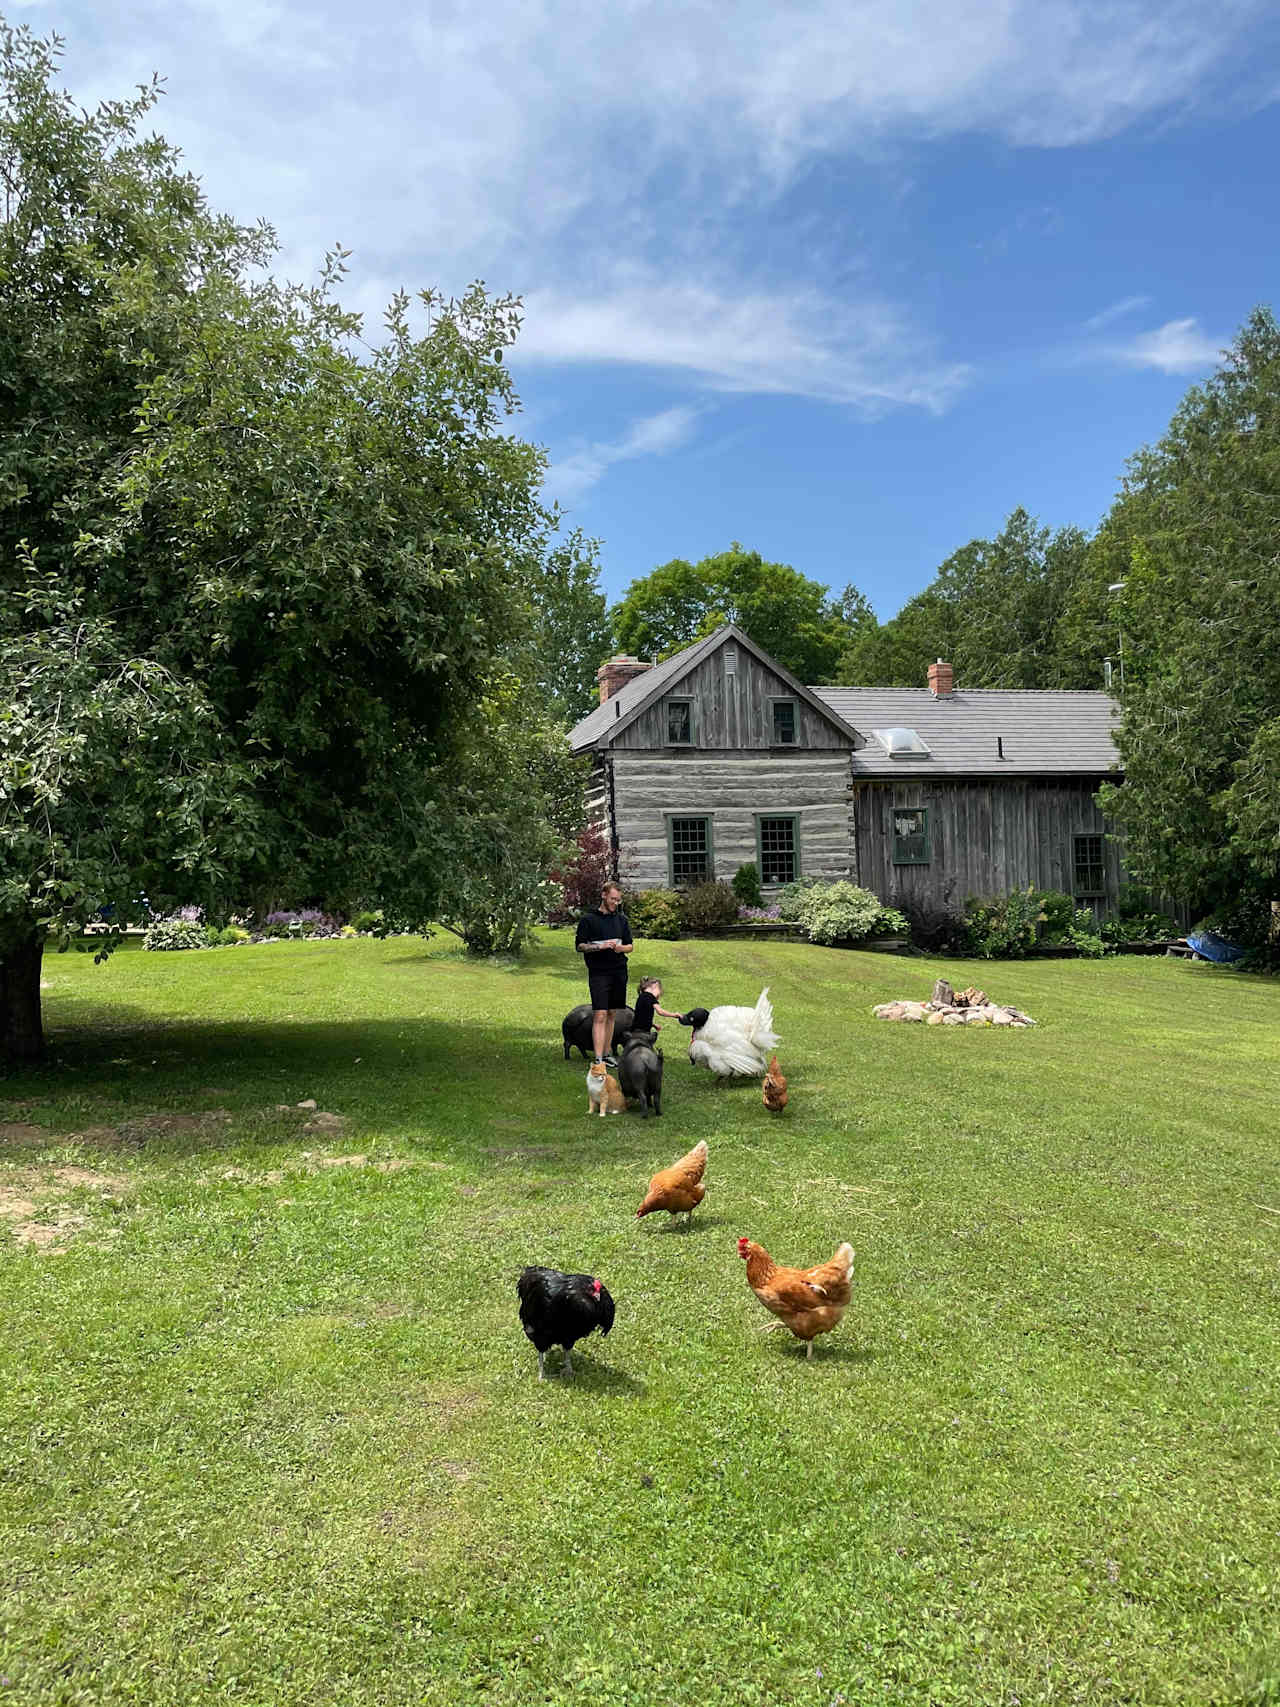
[603,1053,618,1068]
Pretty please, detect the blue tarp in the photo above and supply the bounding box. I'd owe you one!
[1186,930,1246,964]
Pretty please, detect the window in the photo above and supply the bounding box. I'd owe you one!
[1074,833,1105,896]
[771,699,798,745]
[669,816,712,885]
[892,806,930,865]
[757,815,799,885]
[666,699,693,745]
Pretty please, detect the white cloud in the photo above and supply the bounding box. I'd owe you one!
[542,406,702,506]
[1106,317,1224,373]
[47,0,1275,414]
[518,279,973,413]
[1084,294,1153,331]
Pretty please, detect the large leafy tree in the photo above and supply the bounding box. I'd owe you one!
[527,527,609,722]
[0,23,579,1060]
[611,544,866,682]
[1097,307,1280,927]
[832,509,1092,689]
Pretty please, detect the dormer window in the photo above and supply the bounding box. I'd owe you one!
[666,699,694,745]
[873,726,931,759]
[771,699,797,745]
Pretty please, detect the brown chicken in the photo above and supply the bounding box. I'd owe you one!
[737,1236,854,1357]
[762,1054,788,1113]
[636,1140,707,1226]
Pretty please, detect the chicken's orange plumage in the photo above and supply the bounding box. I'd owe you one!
[762,1054,788,1113]
[636,1140,707,1224]
[737,1236,854,1357]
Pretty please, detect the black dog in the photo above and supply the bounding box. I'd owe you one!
[561,1002,635,1060]
[617,1030,663,1118]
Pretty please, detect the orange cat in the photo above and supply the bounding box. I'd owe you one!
[586,1061,627,1118]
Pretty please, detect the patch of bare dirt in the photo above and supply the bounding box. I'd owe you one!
[2,1164,129,1250]
[304,1112,349,1133]
[12,1212,86,1250]
[0,1187,39,1221]
[317,1153,367,1168]
[0,1123,49,1146]
[61,1109,232,1150]
[52,1166,128,1193]
[435,1459,475,1485]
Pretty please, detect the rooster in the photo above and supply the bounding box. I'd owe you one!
[680,988,779,1079]
[517,1267,615,1380]
[636,1139,707,1226]
[761,1055,788,1113]
[737,1236,854,1358]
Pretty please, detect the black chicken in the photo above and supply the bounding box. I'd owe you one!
[517,1266,616,1381]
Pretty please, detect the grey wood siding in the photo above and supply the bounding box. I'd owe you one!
[615,647,850,751]
[614,751,854,889]
[852,778,1125,916]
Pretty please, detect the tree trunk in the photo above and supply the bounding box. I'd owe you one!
[1,929,45,1063]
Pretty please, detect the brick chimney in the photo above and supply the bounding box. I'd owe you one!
[927,658,954,697]
[596,654,653,704]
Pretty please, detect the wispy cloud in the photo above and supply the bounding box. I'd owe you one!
[1084,294,1153,331]
[1105,317,1224,373]
[49,0,1276,417]
[518,279,972,414]
[542,406,702,506]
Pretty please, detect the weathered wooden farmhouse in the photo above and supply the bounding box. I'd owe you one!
[569,624,1133,916]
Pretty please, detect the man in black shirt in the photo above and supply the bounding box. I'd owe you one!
[575,882,633,1066]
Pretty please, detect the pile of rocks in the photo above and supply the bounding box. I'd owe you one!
[873,978,1036,1028]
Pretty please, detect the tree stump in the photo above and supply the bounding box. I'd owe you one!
[931,978,954,1008]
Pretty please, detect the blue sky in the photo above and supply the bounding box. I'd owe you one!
[25,0,1280,616]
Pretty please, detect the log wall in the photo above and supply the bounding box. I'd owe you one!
[613,750,854,889]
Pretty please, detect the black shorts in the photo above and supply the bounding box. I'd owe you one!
[588,970,628,1012]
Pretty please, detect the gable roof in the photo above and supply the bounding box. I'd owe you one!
[569,624,862,752]
[813,686,1120,777]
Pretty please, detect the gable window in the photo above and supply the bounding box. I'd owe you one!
[666,699,694,745]
[892,806,930,865]
[669,816,712,885]
[1073,833,1105,896]
[771,699,798,745]
[757,814,799,886]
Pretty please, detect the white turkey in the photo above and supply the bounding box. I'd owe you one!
[678,987,779,1079]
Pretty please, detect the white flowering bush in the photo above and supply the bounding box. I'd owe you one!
[793,881,909,946]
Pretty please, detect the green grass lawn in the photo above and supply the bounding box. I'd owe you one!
[2,932,1279,1706]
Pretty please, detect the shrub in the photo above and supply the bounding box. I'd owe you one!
[794,881,907,946]
[960,887,1047,958]
[1066,907,1109,957]
[776,875,826,922]
[731,862,763,908]
[1037,889,1076,942]
[262,910,302,938]
[623,888,683,940]
[738,904,781,922]
[350,909,387,936]
[550,824,613,920]
[678,880,740,933]
[297,908,342,938]
[895,896,963,952]
[143,908,207,952]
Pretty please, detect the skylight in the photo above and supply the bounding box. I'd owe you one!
[873,726,931,758]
